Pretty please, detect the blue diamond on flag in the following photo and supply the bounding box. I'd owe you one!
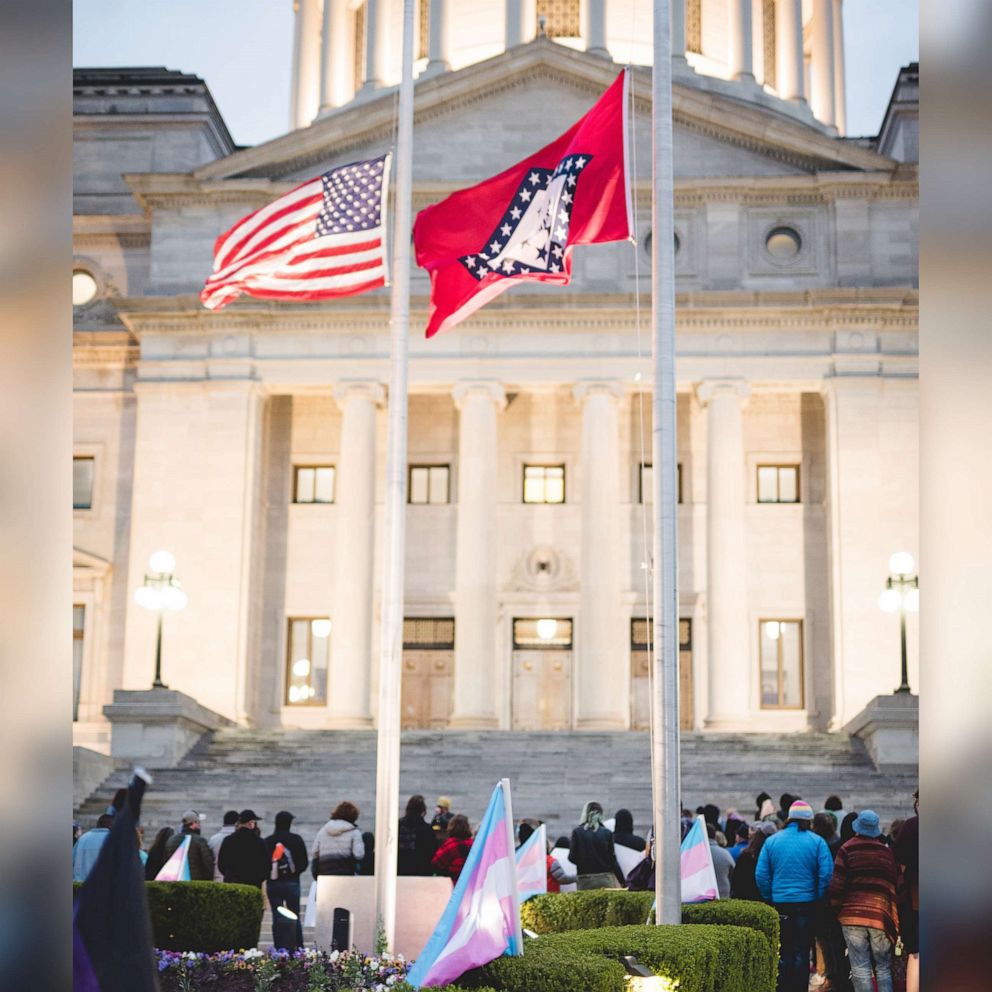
[458,154,593,281]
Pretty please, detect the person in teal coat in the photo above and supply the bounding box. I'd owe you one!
[755,799,834,992]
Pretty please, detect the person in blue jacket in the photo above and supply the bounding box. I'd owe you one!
[756,799,834,992]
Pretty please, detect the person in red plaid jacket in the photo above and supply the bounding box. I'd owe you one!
[431,814,474,882]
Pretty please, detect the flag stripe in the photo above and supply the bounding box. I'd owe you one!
[201,155,390,310]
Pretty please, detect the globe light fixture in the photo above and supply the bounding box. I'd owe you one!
[134,550,187,689]
[311,618,331,638]
[879,551,918,693]
[536,618,558,641]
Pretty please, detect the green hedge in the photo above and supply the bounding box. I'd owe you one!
[75,881,264,953]
[460,924,769,992]
[146,881,264,952]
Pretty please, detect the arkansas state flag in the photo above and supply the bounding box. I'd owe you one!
[414,69,631,337]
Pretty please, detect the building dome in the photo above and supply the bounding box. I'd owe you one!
[291,0,847,134]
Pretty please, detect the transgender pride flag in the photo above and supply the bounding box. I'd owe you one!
[407,779,523,988]
[515,823,548,902]
[681,815,719,903]
[155,835,191,882]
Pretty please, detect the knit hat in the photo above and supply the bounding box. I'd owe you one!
[852,810,881,838]
[788,800,814,821]
[436,796,451,810]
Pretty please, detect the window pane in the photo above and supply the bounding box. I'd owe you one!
[523,466,544,503]
[640,464,653,504]
[780,621,803,707]
[295,467,315,503]
[778,466,798,503]
[757,466,778,503]
[310,619,330,704]
[513,618,573,648]
[428,466,449,504]
[544,468,564,503]
[759,621,780,706]
[314,467,335,503]
[73,457,94,509]
[410,467,429,504]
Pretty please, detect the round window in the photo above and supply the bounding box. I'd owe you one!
[73,269,99,307]
[642,231,681,257]
[765,226,802,261]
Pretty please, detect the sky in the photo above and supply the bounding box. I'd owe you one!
[73,0,918,147]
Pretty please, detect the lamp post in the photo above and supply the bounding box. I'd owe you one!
[134,550,188,689]
[878,551,919,694]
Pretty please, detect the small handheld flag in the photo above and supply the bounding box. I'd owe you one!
[414,69,631,337]
[200,153,391,309]
[515,823,548,902]
[406,779,523,988]
[680,815,719,903]
[155,835,191,882]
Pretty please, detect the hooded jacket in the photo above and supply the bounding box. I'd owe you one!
[311,819,365,876]
[163,827,215,881]
[218,827,269,887]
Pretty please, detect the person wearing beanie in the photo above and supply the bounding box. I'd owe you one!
[162,809,215,881]
[263,811,308,950]
[756,799,834,992]
[208,810,240,881]
[830,811,900,992]
[430,796,454,840]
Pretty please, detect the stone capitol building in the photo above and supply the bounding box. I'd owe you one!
[72,0,919,758]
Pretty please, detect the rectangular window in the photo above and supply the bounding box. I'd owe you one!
[512,617,573,649]
[639,463,683,503]
[73,605,85,721]
[353,2,367,91]
[536,0,580,37]
[73,456,95,510]
[757,464,800,503]
[409,465,450,504]
[285,617,331,706]
[403,617,455,649]
[630,617,692,651]
[759,619,804,709]
[418,0,430,60]
[293,465,335,504]
[522,464,565,504]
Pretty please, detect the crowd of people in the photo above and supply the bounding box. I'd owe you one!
[73,786,918,992]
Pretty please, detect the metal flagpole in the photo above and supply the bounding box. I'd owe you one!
[373,0,415,951]
[650,0,681,925]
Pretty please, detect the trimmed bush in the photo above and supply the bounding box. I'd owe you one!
[461,924,768,992]
[146,881,264,952]
[682,900,779,961]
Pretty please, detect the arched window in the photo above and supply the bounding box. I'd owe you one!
[536,0,580,39]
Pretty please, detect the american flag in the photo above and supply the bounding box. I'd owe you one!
[200,153,390,310]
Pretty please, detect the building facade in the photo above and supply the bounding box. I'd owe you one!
[72,1,919,749]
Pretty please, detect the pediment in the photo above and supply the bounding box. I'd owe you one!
[195,39,893,189]
[73,547,112,575]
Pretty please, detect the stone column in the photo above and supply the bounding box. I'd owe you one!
[810,0,836,126]
[450,382,506,728]
[775,0,805,103]
[364,0,390,90]
[328,381,383,727]
[425,0,452,75]
[832,0,847,134]
[585,0,608,57]
[697,380,751,729]
[320,0,350,110]
[728,0,754,80]
[292,0,321,128]
[506,0,535,48]
[574,382,627,729]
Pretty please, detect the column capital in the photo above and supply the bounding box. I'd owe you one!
[333,379,385,410]
[452,380,506,411]
[573,380,624,404]
[695,379,751,406]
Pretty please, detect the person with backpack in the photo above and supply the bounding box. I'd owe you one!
[311,801,365,876]
[264,810,308,950]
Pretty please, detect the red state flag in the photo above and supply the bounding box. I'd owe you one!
[413,69,631,338]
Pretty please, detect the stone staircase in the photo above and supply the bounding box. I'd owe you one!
[76,729,918,843]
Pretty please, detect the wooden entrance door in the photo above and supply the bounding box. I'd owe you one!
[400,618,454,729]
[630,618,694,730]
[511,650,572,729]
